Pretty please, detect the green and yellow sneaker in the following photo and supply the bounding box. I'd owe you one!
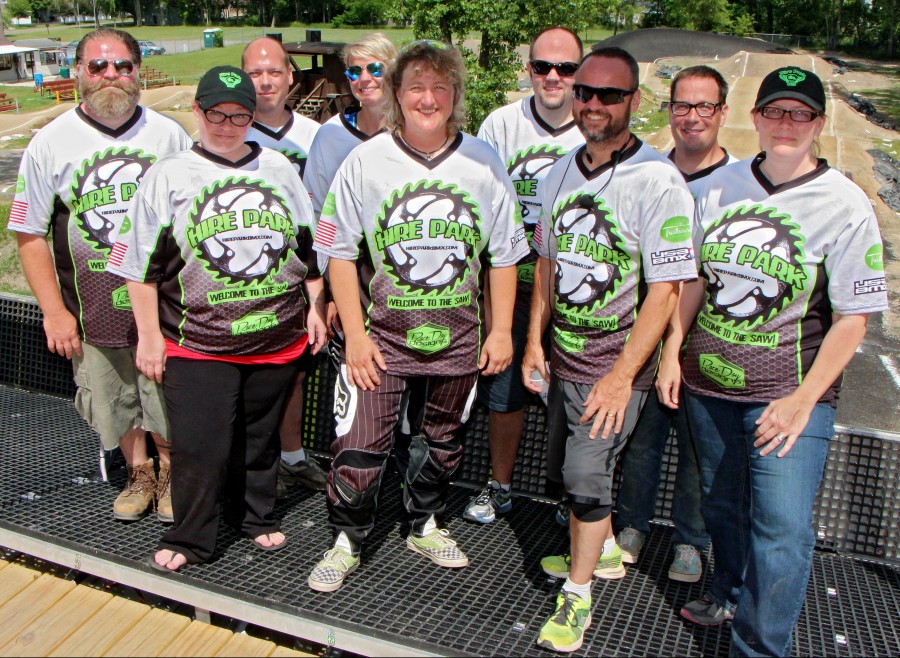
[406,528,469,567]
[308,546,360,592]
[540,544,627,580]
[537,590,592,653]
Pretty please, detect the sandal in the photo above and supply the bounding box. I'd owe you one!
[147,549,187,573]
[250,532,289,552]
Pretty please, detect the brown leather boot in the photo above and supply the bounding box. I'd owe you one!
[113,458,156,521]
[156,463,174,523]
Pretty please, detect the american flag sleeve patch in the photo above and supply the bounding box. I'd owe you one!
[316,219,337,248]
[108,241,128,268]
[8,200,27,226]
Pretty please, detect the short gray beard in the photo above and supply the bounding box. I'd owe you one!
[80,77,140,121]
[576,109,631,144]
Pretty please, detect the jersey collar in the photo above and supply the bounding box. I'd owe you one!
[340,105,385,142]
[529,97,577,137]
[575,133,643,180]
[251,106,294,139]
[751,152,829,194]
[76,105,143,137]
[669,148,731,183]
[191,141,262,168]
[393,131,463,170]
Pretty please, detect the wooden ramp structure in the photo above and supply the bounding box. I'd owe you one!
[0,557,313,657]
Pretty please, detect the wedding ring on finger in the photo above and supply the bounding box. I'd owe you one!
[774,433,785,443]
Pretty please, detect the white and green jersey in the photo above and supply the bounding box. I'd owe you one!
[682,154,888,403]
[533,138,698,388]
[667,148,737,197]
[106,143,319,356]
[7,106,192,348]
[246,108,319,178]
[478,98,583,311]
[303,107,384,216]
[314,131,528,376]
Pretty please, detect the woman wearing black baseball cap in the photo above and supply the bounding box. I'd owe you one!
[108,65,327,572]
[658,66,887,655]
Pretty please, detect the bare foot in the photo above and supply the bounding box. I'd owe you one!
[154,549,187,571]
[252,531,286,549]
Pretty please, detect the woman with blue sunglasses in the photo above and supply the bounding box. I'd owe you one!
[303,33,398,219]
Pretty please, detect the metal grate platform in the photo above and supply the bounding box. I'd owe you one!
[1,385,898,657]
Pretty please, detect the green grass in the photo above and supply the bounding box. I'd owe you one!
[0,85,60,114]
[0,204,31,296]
[632,84,670,134]
[857,87,900,126]
[7,23,618,86]
[872,138,900,159]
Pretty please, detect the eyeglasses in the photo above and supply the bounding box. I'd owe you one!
[573,84,637,105]
[758,105,821,122]
[85,58,134,77]
[346,62,385,81]
[670,101,722,117]
[529,60,579,77]
[203,109,253,127]
[401,39,448,53]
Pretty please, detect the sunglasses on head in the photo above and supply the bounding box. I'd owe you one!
[345,61,385,81]
[529,60,579,77]
[573,84,637,105]
[85,58,134,77]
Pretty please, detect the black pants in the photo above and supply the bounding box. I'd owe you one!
[158,357,298,563]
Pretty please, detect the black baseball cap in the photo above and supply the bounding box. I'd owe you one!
[195,66,256,113]
[755,67,825,112]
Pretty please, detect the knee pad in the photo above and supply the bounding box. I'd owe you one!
[570,501,612,523]
[330,452,386,509]
[406,434,460,487]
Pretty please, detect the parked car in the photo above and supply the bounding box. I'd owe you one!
[139,41,166,56]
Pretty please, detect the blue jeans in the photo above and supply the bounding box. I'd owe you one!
[685,391,834,658]
[615,388,709,548]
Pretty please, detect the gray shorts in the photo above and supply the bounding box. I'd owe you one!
[73,343,168,450]
[546,376,648,506]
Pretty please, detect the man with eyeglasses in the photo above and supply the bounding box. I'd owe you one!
[613,65,735,585]
[8,28,192,524]
[241,37,329,498]
[521,47,697,653]
[464,26,584,526]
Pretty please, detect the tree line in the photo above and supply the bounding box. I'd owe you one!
[6,0,897,59]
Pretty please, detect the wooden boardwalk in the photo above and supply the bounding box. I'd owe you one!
[0,557,316,657]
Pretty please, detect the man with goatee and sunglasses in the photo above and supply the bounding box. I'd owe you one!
[8,29,192,524]
[521,47,697,653]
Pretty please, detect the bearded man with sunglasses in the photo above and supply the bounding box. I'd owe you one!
[9,28,192,523]
[463,26,585,526]
[521,47,697,653]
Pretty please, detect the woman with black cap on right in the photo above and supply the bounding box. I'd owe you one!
[657,66,888,656]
